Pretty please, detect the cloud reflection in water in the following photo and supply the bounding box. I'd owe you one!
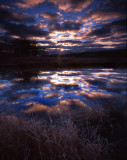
[0,68,126,114]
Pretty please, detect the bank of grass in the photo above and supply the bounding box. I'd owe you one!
[0,105,126,160]
[0,51,127,69]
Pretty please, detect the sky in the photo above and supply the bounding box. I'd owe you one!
[0,0,127,54]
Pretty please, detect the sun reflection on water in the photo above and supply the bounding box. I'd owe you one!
[0,68,126,114]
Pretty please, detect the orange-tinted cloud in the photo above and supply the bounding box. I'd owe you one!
[0,5,11,9]
[38,23,48,28]
[49,0,93,12]
[80,8,124,22]
[16,0,45,8]
[40,12,59,21]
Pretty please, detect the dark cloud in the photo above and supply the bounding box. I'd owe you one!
[87,17,127,38]
[0,8,48,38]
[49,21,82,31]
[102,18,127,35]
[38,40,55,45]
[0,9,35,23]
[106,0,126,10]
[57,40,94,46]
[57,40,84,44]
[107,18,127,33]
[0,21,48,38]
[88,27,111,37]
[109,18,127,27]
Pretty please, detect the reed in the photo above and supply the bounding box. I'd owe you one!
[0,111,110,160]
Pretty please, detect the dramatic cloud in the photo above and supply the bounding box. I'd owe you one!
[0,0,126,53]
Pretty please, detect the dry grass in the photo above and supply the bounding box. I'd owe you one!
[0,102,125,160]
[0,110,111,160]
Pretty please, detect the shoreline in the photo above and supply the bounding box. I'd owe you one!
[0,49,127,69]
[0,56,127,70]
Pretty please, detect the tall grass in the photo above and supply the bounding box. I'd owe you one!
[0,104,126,160]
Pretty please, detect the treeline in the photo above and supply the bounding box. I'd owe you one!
[64,49,127,59]
[0,38,46,56]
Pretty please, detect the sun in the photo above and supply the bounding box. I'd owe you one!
[60,48,64,52]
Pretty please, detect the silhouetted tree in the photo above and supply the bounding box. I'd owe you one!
[30,41,39,56]
[40,46,46,56]
[13,38,40,56]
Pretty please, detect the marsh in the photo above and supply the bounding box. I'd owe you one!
[0,68,126,113]
[0,68,127,160]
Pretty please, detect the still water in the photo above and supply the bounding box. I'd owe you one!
[0,68,127,114]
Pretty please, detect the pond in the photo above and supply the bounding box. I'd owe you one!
[0,68,127,115]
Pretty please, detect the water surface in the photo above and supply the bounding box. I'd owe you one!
[0,68,127,114]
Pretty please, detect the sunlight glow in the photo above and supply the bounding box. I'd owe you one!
[60,48,64,52]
